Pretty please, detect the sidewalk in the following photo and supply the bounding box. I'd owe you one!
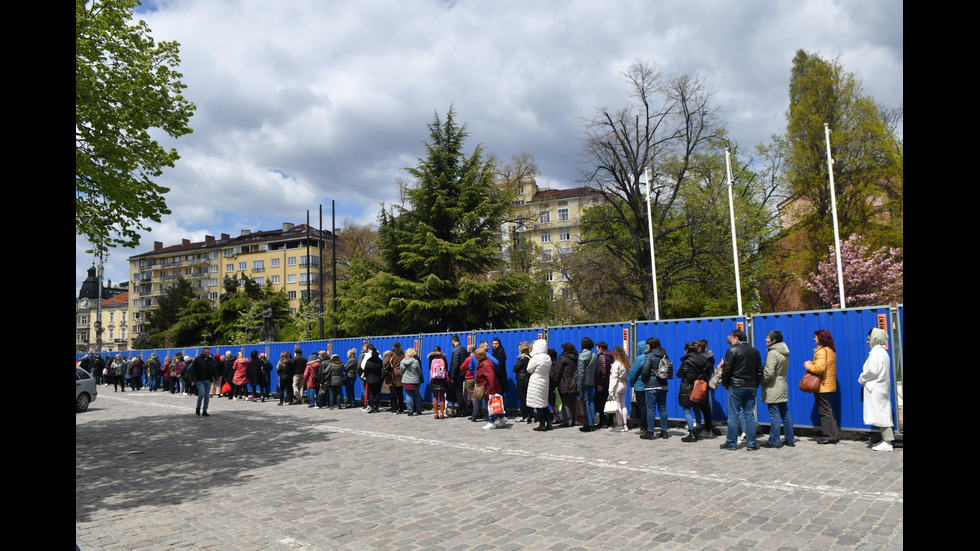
[76,391,903,550]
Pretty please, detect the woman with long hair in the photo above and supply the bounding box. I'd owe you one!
[805,329,839,444]
[608,346,631,432]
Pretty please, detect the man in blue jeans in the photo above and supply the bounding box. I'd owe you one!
[190,348,217,417]
[719,330,763,450]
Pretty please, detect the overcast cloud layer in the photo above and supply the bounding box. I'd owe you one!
[76,0,903,295]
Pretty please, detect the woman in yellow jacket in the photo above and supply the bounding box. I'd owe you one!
[804,329,839,444]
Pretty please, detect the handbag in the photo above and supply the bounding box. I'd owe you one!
[708,365,723,389]
[690,379,708,403]
[603,398,619,414]
[473,383,487,401]
[575,399,586,424]
[799,371,821,393]
[488,394,505,416]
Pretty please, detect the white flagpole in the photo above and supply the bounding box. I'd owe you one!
[824,123,847,308]
[724,148,743,316]
[643,167,660,320]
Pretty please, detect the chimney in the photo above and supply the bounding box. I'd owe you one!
[205,235,215,245]
[154,241,163,251]
[283,222,294,232]
[182,239,190,246]
[241,229,251,236]
[221,233,230,240]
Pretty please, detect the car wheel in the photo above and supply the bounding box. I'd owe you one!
[76,393,90,413]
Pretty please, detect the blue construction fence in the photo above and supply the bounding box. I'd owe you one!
[79,304,903,433]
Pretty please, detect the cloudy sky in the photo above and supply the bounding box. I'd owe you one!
[76,0,903,295]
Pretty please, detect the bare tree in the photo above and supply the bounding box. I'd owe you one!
[578,60,722,319]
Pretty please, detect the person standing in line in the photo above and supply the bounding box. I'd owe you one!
[676,342,710,443]
[324,353,345,409]
[490,337,509,406]
[575,337,599,433]
[344,349,359,409]
[448,335,467,417]
[277,352,294,406]
[525,339,552,431]
[805,329,839,444]
[859,328,895,452]
[512,342,533,424]
[384,342,406,414]
[247,350,263,401]
[145,353,161,392]
[428,346,449,419]
[594,342,614,429]
[292,348,308,405]
[627,341,648,434]
[362,345,384,413]
[259,353,273,402]
[761,330,794,448]
[400,348,424,416]
[553,343,579,428]
[475,349,504,430]
[640,337,670,440]
[608,346,631,432]
[189,347,216,417]
[304,352,322,408]
[719,329,763,451]
[231,352,249,400]
[696,340,715,436]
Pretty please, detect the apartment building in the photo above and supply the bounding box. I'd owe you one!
[498,178,603,300]
[76,265,128,353]
[127,223,333,346]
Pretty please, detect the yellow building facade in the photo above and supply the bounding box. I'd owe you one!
[498,178,603,300]
[127,223,332,346]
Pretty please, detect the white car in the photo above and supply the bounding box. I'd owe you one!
[76,367,98,412]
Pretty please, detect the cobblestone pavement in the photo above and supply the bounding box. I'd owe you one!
[76,390,903,550]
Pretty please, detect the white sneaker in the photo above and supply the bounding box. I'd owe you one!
[482,422,496,430]
[872,440,894,452]
[494,416,507,427]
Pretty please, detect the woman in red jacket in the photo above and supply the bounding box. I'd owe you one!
[475,349,505,430]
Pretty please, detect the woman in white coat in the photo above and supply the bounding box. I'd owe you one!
[525,339,553,432]
[858,328,895,452]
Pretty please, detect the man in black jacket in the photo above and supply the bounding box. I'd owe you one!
[190,348,216,417]
[719,330,763,450]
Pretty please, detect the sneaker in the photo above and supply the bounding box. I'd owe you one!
[872,440,894,452]
[482,422,496,430]
[494,416,508,428]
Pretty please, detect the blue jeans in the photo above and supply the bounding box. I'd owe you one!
[405,387,422,414]
[645,388,668,432]
[195,380,211,412]
[581,386,595,427]
[726,387,758,447]
[683,407,701,430]
[345,379,357,406]
[767,402,794,445]
[329,385,343,407]
[308,387,319,407]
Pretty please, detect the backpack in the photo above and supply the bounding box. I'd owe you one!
[656,355,674,380]
[430,357,447,379]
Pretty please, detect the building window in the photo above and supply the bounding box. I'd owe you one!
[271,275,280,285]
[541,249,553,262]
[545,271,554,282]
[558,208,569,222]
[254,277,265,286]
[287,274,296,284]
[300,273,319,285]
[210,264,218,273]
[226,264,233,272]
[287,291,296,300]
[271,257,280,268]
[559,228,570,241]
[540,231,551,243]
[238,262,246,271]
[300,255,320,268]
[287,257,297,266]
[209,292,218,300]
[109,312,114,323]
[253,260,265,272]
[539,211,551,224]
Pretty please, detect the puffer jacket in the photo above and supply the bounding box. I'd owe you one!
[806,346,838,393]
[676,353,709,408]
[640,347,668,389]
[325,357,346,386]
[628,341,648,391]
[552,345,579,394]
[761,341,790,404]
[575,348,598,391]
[525,339,552,409]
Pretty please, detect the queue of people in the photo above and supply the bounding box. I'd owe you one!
[77,326,897,451]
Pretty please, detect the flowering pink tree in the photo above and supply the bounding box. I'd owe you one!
[798,234,903,308]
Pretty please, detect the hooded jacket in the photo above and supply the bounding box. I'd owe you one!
[525,339,552,409]
[628,341,648,391]
[761,341,790,404]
